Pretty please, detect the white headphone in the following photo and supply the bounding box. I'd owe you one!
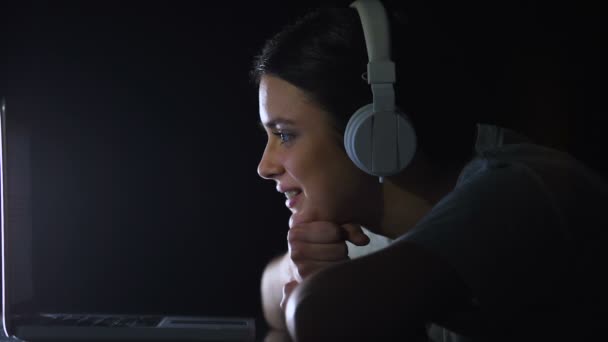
[345,0,417,182]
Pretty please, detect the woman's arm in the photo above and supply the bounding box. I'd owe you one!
[285,240,472,341]
[261,253,292,330]
[261,222,371,331]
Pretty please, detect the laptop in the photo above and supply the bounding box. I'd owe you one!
[0,98,256,341]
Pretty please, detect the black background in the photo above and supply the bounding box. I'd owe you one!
[0,0,309,332]
[1,0,606,336]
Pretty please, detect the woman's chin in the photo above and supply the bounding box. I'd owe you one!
[288,208,345,228]
[288,208,320,228]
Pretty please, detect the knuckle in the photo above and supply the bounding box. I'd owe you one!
[312,222,340,241]
[289,248,298,261]
[286,229,297,242]
[333,231,343,242]
[315,221,332,232]
[327,225,343,241]
[289,244,304,261]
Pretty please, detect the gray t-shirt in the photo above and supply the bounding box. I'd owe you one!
[347,124,607,340]
[401,124,608,340]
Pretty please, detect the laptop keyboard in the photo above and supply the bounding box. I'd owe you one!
[19,314,163,328]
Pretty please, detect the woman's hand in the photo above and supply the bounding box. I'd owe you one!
[280,222,369,309]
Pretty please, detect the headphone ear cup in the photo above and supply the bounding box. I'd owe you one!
[393,110,417,171]
[344,104,417,177]
[345,104,375,175]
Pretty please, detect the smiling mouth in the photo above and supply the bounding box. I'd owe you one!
[284,190,302,209]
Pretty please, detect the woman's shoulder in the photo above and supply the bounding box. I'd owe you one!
[460,124,608,197]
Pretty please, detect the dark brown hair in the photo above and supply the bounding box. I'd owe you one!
[249,1,530,166]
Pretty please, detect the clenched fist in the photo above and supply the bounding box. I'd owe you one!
[280,222,369,309]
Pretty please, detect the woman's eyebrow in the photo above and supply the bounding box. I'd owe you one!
[259,118,297,129]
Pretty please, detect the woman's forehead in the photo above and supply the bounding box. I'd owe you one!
[258,75,327,127]
[259,76,307,108]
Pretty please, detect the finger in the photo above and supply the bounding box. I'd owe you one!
[287,222,342,244]
[289,241,348,262]
[342,224,370,246]
[280,281,299,311]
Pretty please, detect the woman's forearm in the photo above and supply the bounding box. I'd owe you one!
[261,253,292,330]
[285,241,470,341]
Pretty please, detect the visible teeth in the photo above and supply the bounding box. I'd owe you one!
[285,190,300,199]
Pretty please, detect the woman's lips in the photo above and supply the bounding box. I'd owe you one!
[285,191,302,210]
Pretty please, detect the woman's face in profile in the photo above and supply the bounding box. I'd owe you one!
[257,75,380,227]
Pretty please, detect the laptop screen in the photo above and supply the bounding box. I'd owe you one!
[2,98,36,336]
[0,92,271,342]
[1,95,271,329]
[2,98,35,332]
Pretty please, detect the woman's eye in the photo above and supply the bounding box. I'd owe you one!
[273,131,295,144]
[280,133,293,143]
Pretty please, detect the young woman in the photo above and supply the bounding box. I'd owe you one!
[252,1,608,341]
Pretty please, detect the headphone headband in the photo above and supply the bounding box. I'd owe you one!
[345,0,417,182]
[350,0,396,112]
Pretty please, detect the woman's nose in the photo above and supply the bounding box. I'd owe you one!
[257,144,283,180]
